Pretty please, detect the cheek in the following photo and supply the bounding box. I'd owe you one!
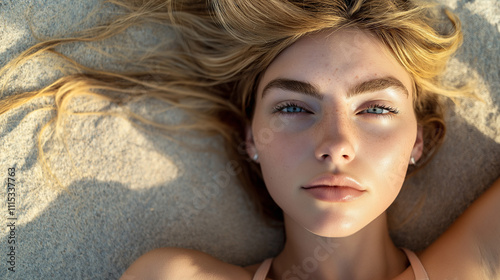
[256,130,307,180]
[252,113,310,162]
[252,119,310,199]
[362,123,416,192]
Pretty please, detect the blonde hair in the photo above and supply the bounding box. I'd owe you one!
[0,0,472,223]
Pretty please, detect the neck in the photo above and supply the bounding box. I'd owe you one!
[271,213,408,280]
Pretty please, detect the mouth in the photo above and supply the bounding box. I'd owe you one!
[302,185,365,202]
[301,174,366,202]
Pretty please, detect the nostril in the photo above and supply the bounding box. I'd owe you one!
[320,153,351,160]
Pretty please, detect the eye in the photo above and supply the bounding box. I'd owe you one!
[359,104,399,117]
[272,102,310,114]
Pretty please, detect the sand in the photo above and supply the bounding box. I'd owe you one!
[0,0,499,279]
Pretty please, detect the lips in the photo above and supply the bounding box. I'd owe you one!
[302,174,365,191]
[302,174,366,202]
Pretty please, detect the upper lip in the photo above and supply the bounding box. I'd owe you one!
[302,174,365,191]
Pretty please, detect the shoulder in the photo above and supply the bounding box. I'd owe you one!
[121,247,255,280]
[418,177,500,280]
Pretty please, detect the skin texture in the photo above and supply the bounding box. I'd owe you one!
[248,28,422,238]
[244,28,423,280]
[121,28,500,280]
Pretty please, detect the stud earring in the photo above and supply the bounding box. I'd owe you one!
[410,156,416,165]
[253,154,259,161]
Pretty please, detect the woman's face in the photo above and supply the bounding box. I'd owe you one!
[247,28,423,237]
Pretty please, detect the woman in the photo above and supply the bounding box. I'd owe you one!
[1,0,498,279]
[117,1,499,279]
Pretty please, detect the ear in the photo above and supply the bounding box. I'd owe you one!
[245,124,258,162]
[411,125,424,162]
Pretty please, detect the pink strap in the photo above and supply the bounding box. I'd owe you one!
[252,258,273,280]
[253,251,428,280]
[402,248,430,280]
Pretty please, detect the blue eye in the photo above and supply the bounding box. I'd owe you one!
[360,104,399,117]
[272,103,399,117]
[273,102,309,114]
[366,107,389,114]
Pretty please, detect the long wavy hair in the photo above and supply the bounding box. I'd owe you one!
[0,0,472,223]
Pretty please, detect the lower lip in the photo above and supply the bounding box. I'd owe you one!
[303,186,365,202]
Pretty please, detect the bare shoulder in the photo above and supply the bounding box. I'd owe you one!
[418,177,500,280]
[121,247,254,280]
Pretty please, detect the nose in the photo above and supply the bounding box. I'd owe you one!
[314,112,356,164]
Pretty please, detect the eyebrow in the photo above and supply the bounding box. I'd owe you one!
[262,78,323,100]
[261,77,409,99]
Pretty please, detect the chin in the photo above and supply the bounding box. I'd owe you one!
[304,216,369,238]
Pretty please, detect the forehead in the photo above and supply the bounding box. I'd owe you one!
[257,28,413,97]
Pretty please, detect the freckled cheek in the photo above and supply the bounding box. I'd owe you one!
[360,125,415,190]
[253,114,312,151]
[256,130,308,165]
[255,127,310,189]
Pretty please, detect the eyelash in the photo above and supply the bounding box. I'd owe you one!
[272,102,399,118]
[361,104,400,118]
[272,102,310,114]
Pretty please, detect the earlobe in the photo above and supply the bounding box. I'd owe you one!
[411,125,424,163]
[245,125,258,162]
